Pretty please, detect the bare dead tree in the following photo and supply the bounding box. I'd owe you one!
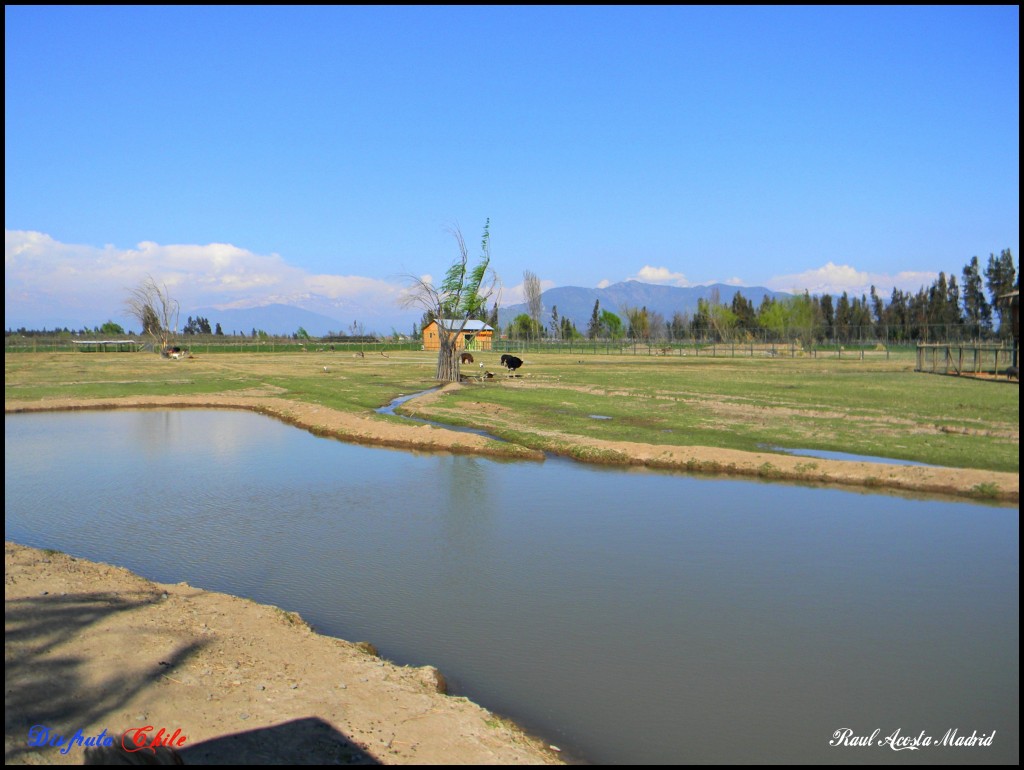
[402,221,500,382]
[125,276,180,353]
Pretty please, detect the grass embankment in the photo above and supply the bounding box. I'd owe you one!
[5,349,1019,496]
[3,349,425,413]
[401,351,1019,473]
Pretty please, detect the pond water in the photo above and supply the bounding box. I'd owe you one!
[760,444,948,468]
[4,410,1019,764]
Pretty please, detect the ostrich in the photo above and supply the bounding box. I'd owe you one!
[500,354,523,375]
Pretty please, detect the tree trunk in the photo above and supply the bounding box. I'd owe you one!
[435,337,461,382]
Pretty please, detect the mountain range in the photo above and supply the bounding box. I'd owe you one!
[177,281,793,337]
[186,304,357,338]
[497,281,792,332]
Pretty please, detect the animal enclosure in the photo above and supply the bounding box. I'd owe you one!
[915,343,1018,380]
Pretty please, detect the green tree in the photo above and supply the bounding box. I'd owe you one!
[708,303,737,341]
[560,316,579,340]
[99,320,125,336]
[587,300,601,339]
[669,311,688,341]
[599,309,624,339]
[985,249,1017,336]
[691,299,711,338]
[508,313,541,340]
[961,256,991,336]
[869,287,885,332]
[757,298,786,340]
[402,221,499,381]
[523,270,543,339]
[760,293,816,343]
[835,292,852,342]
[624,306,650,341]
[731,292,757,334]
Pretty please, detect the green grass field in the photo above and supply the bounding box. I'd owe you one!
[5,349,1019,473]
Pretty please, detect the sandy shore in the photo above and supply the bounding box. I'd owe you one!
[5,542,562,765]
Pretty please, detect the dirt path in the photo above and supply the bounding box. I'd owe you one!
[5,543,561,765]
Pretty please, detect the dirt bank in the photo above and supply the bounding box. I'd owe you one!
[5,543,562,765]
[5,393,1016,502]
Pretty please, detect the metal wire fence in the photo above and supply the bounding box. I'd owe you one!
[5,324,1016,361]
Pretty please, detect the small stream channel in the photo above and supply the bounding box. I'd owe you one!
[379,387,948,467]
[375,385,509,443]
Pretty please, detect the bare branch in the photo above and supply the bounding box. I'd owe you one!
[124,276,180,351]
[403,222,501,381]
[523,270,543,327]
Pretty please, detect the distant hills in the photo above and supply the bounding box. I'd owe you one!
[498,281,793,331]
[187,304,350,337]
[183,282,794,337]
[8,280,795,337]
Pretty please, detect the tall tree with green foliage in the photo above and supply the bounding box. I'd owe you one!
[99,320,125,336]
[758,294,812,342]
[961,256,991,336]
[730,291,757,334]
[669,311,688,340]
[818,294,835,340]
[834,292,852,342]
[508,313,541,340]
[869,287,885,332]
[985,249,1017,336]
[486,301,500,334]
[560,316,579,340]
[587,299,601,339]
[624,306,651,341]
[523,270,543,340]
[402,221,499,382]
[600,309,624,339]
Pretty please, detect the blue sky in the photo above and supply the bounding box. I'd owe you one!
[5,5,1019,332]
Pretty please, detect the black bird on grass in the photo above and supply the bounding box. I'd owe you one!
[500,354,523,375]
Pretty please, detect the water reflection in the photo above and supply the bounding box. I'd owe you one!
[5,410,1019,764]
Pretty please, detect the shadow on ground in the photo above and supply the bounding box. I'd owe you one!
[6,590,375,765]
[5,589,194,764]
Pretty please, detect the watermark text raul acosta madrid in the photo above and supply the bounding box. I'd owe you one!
[830,728,996,752]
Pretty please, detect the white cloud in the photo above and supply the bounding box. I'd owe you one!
[503,278,555,306]
[766,261,939,297]
[628,265,691,287]
[596,279,611,289]
[4,229,405,325]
